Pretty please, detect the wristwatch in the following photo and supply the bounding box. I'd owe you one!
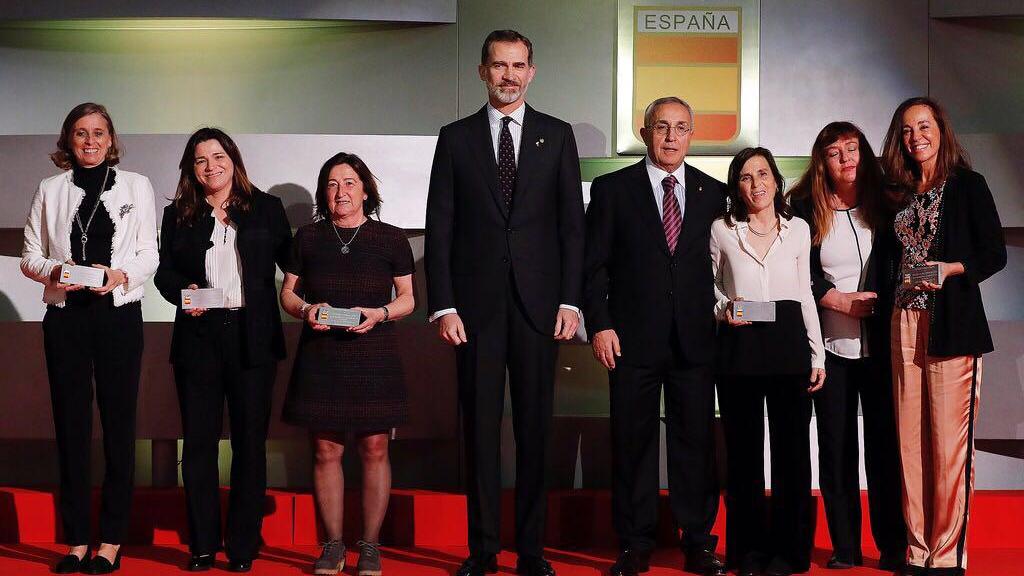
[300,302,312,318]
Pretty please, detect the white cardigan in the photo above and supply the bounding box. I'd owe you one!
[21,167,159,307]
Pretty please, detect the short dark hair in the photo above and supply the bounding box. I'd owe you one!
[725,147,792,225]
[481,29,533,65]
[313,152,382,222]
[50,102,121,170]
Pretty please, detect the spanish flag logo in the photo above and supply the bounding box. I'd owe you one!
[632,7,742,144]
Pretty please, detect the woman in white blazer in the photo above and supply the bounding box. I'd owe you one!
[20,102,158,575]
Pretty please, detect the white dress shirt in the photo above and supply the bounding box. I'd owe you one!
[710,215,825,369]
[205,215,245,308]
[429,101,579,323]
[819,207,873,358]
[645,156,686,221]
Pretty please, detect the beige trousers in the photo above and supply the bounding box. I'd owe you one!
[891,308,982,572]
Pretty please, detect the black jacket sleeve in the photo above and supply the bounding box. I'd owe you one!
[557,122,586,308]
[424,125,456,316]
[582,175,614,334]
[790,196,836,304]
[960,172,1007,284]
[154,206,191,306]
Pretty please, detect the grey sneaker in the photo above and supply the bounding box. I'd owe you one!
[313,539,345,575]
[356,540,382,576]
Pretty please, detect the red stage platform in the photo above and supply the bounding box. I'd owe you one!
[1,488,1021,574]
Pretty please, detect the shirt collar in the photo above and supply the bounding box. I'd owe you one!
[645,156,686,191]
[487,102,526,128]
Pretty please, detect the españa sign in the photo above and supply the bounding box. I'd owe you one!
[616,1,759,154]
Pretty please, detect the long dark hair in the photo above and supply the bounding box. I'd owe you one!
[313,152,382,222]
[881,96,970,200]
[173,128,254,225]
[724,147,791,226]
[788,121,886,244]
[50,102,122,170]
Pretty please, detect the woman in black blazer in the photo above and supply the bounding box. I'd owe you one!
[789,122,905,571]
[155,128,292,573]
[880,97,1006,576]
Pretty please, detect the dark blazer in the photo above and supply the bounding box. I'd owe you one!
[424,105,585,333]
[790,195,897,358]
[155,190,292,365]
[583,160,726,367]
[890,168,1006,356]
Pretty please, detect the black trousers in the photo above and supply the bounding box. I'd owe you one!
[814,352,906,560]
[43,299,143,545]
[456,277,557,559]
[172,309,276,561]
[609,330,719,553]
[719,374,813,572]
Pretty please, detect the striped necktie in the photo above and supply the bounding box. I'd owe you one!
[662,174,682,253]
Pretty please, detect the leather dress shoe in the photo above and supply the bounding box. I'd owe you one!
[187,554,215,571]
[609,549,650,576]
[55,549,89,574]
[893,565,926,576]
[456,554,498,576]
[683,548,726,576]
[516,555,556,576]
[84,549,122,574]
[227,559,252,572]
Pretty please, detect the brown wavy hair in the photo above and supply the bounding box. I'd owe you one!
[313,152,382,222]
[881,96,970,202]
[788,122,886,245]
[725,147,792,226]
[173,128,254,225]
[50,102,122,170]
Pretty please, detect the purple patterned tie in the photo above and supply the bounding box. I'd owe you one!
[662,175,682,254]
[498,116,516,209]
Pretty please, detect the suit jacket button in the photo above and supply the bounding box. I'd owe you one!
[668,289,674,296]
[502,256,509,263]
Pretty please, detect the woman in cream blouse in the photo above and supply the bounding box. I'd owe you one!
[709,146,824,576]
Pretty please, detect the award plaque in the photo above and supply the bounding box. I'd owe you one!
[59,264,105,287]
[181,288,225,310]
[732,300,776,322]
[316,306,362,328]
[903,264,940,287]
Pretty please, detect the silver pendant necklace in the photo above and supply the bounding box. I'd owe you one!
[747,217,779,237]
[73,166,111,262]
[331,218,365,255]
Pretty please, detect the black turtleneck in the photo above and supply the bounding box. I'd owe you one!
[70,163,116,267]
[68,163,116,304]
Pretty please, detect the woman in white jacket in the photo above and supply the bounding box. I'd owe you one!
[21,102,158,575]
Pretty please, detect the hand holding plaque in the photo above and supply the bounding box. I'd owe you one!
[732,300,776,322]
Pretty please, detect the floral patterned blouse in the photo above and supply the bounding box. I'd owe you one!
[894,181,946,309]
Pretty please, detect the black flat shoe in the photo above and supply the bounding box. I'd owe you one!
[54,549,89,574]
[763,557,793,576]
[187,554,215,571]
[83,549,122,574]
[878,553,904,571]
[227,559,253,572]
[609,549,650,576]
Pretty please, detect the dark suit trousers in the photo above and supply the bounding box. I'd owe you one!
[456,275,557,558]
[172,309,276,560]
[43,299,143,545]
[814,352,905,560]
[719,374,813,571]
[609,327,719,554]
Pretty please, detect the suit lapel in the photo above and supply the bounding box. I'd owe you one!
[630,160,671,256]
[512,105,540,213]
[673,164,705,256]
[468,106,507,219]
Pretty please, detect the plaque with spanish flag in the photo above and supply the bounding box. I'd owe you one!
[616,0,759,154]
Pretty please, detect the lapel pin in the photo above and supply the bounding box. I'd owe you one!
[536,138,544,147]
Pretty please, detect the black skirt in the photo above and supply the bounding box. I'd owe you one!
[716,300,812,376]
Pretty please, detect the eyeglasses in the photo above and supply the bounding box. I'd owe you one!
[649,122,693,137]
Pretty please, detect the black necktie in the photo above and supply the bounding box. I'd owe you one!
[498,116,516,209]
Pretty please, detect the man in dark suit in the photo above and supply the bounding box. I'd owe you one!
[583,97,726,576]
[425,29,585,576]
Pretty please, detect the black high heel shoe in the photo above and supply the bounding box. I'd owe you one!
[54,548,89,574]
[84,547,122,574]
